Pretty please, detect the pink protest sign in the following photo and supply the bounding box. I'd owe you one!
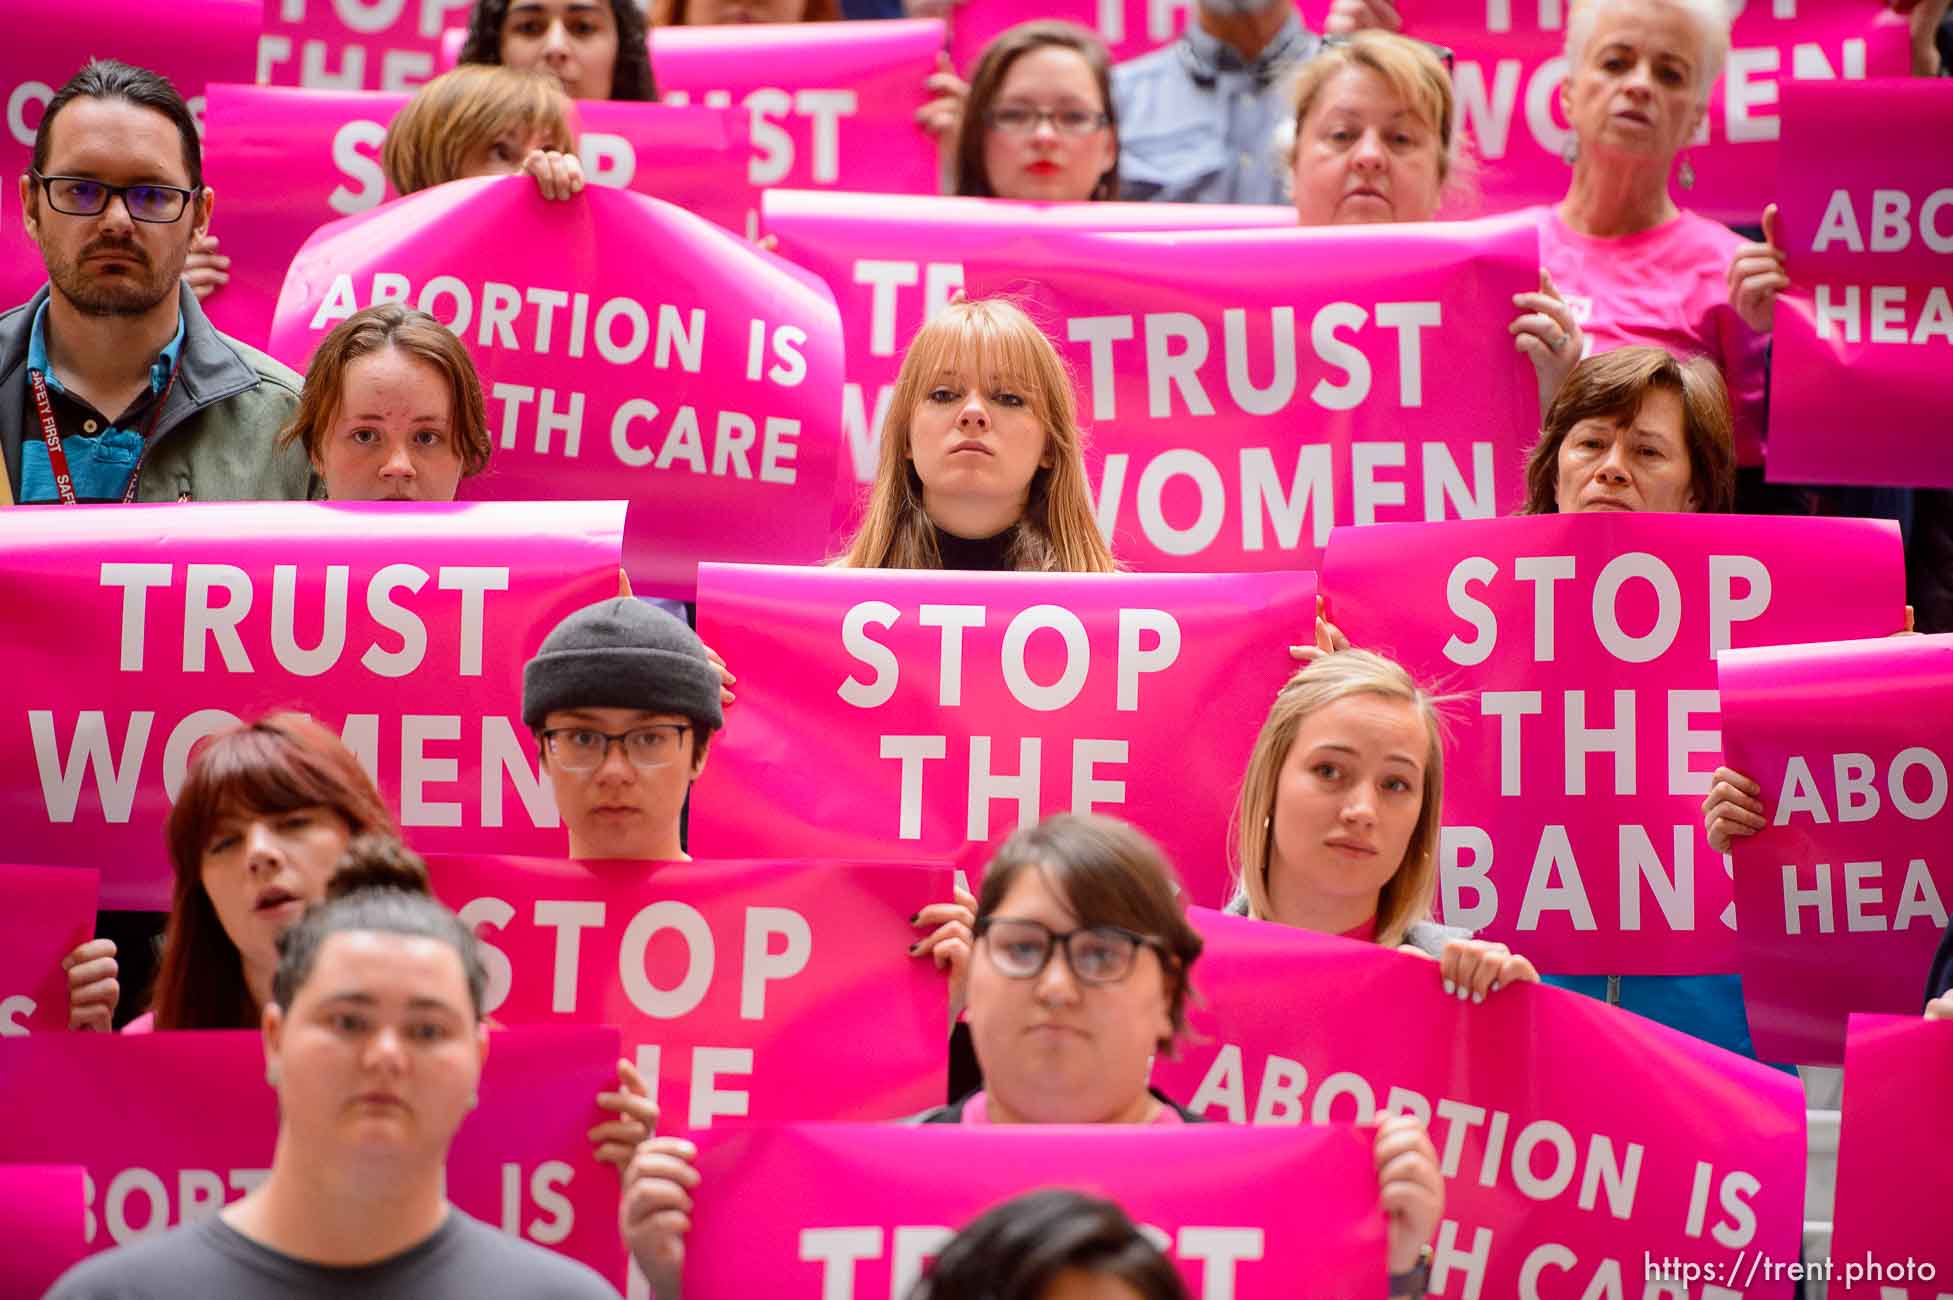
[0,1165,88,1297]
[259,0,473,90]
[759,189,1296,534]
[691,564,1314,906]
[652,19,944,199]
[0,1026,627,1282]
[1723,635,1953,1066]
[687,1122,1384,1298]
[200,84,756,349]
[0,866,97,1036]
[1152,908,1807,1298]
[1767,80,1953,489]
[426,852,950,1134]
[267,178,843,598]
[0,501,622,910]
[1831,1014,1953,1295]
[1322,512,1907,975]
[965,216,1539,574]
[0,0,258,308]
[1382,0,1909,226]
[946,0,1189,70]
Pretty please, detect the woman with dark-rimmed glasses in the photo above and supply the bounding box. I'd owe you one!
[618,813,1447,1298]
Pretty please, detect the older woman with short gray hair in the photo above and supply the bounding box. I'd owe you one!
[1531,0,1768,480]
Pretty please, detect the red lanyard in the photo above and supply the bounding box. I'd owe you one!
[27,357,179,505]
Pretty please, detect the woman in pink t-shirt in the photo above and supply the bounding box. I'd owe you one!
[1531,0,1769,467]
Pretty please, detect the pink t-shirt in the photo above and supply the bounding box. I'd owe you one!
[960,1091,1186,1125]
[1340,915,1378,944]
[1535,205,1770,468]
[120,1012,155,1033]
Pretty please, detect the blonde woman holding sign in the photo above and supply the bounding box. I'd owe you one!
[1229,651,1542,1001]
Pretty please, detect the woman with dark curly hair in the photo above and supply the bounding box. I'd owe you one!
[459,0,658,101]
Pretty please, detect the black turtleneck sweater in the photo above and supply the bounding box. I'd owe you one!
[933,525,1016,572]
[934,523,1015,1102]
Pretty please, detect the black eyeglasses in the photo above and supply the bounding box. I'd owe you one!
[1318,33,1456,72]
[983,105,1111,137]
[30,171,197,224]
[540,723,692,772]
[975,916,1164,985]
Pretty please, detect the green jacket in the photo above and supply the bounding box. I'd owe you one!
[0,283,320,504]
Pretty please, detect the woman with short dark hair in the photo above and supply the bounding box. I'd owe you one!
[279,304,493,503]
[1519,345,1737,516]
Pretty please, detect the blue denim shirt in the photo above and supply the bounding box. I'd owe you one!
[21,300,185,503]
[1110,13,1319,205]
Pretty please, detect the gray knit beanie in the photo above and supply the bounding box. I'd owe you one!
[522,599,724,731]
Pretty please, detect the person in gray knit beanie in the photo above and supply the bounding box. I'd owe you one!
[522,598,724,861]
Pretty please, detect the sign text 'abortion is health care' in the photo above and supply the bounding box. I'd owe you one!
[0,501,622,909]
[429,853,949,1135]
[1724,636,1953,1065]
[690,565,1314,905]
[268,179,843,597]
[1768,80,1953,488]
[1153,909,1807,1298]
[1323,513,1906,974]
[968,217,1540,574]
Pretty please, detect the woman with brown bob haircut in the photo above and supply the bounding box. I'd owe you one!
[1520,344,1737,516]
[953,21,1119,203]
[382,64,580,199]
[841,298,1116,573]
[144,714,397,1031]
[280,304,493,502]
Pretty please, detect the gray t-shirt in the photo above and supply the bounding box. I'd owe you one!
[44,1207,618,1299]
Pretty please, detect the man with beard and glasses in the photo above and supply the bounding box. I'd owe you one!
[2,61,315,506]
[1112,0,1399,204]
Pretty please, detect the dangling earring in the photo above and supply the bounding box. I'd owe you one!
[1677,154,1696,191]
[265,1062,282,1087]
[1560,135,1579,166]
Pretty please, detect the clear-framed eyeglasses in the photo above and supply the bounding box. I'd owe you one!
[975,916,1164,985]
[540,723,692,772]
[983,105,1110,137]
[30,171,196,223]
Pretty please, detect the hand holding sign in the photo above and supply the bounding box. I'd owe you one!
[1727,203,1789,335]
[620,1134,700,1299]
[62,939,119,1033]
[1701,765,1767,853]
